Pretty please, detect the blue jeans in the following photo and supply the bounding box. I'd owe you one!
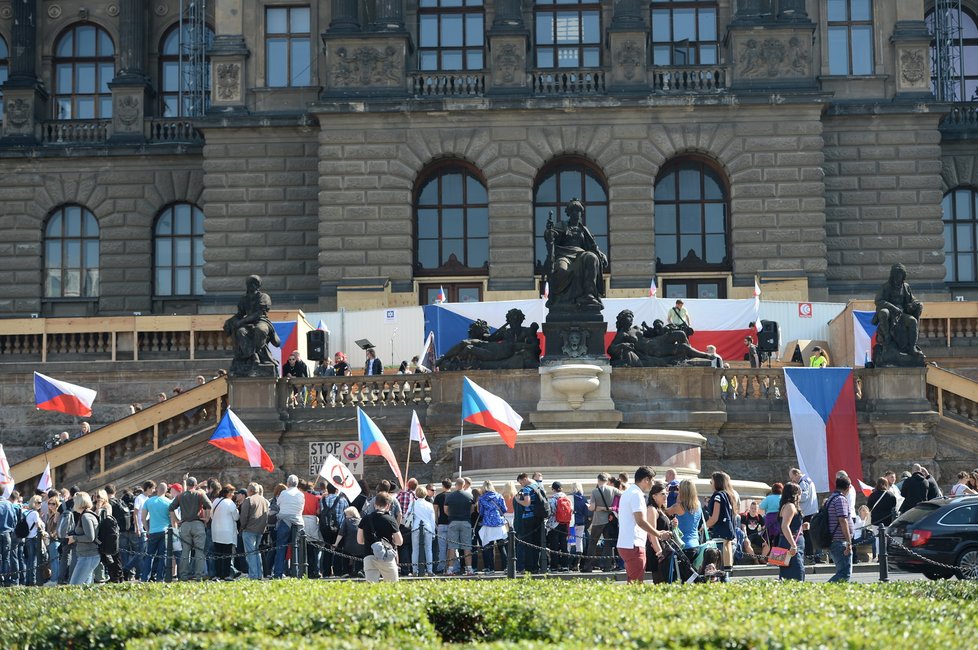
[828,540,853,583]
[47,539,60,583]
[412,525,433,575]
[121,532,145,578]
[24,536,40,586]
[242,531,263,580]
[273,521,295,578]
[10,538,24,585]
[69,554,102,585]
[0,531,11,586]
[143,532,168,581]
[436,524,449,572]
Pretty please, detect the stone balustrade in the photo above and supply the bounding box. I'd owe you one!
[285,376,433,409]
[651,65,728,93]
[146,118,204,143]
[941,103,978,131]
[40,120,111,145]
[531,69,606,95]
[927,365,978,425]
[411,72,486,97]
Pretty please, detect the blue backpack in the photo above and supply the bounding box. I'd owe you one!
[573,493,588,526]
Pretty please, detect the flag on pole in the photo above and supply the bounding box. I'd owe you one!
[357,407,404,487]
[209,409,275,472]
[649,276,657,298]
[37,463,52,493]
[410,410,432,464]
[753,280,762,331]
[436,286,447,304]
[318,453,362,502]
[0,445,13,499]
[316,319,330,333]
[34,372,97,418]
[461,377,523,448]
[418,331,437,373]
[783,368,865,492]
[857,479,873,497]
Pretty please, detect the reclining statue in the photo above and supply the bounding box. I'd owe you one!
[608,309,714,367]
[437,308,541,371]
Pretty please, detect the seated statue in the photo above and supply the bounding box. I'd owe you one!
[608,309,714,367]
[224,275,281,377]
[872,263,925,367]
[437,308,541,371]
[543,199,608,313]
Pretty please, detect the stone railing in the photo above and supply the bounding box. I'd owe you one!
[0,310,308,363]
[40,120,111,144]
[411,72,486,97]
[720,367,864,402]
[940,103,978,130]
[927,365,978,425]
[146,118,204,143]
[285,376,434,409]
[531,69,606,95]
[651,65,728,92]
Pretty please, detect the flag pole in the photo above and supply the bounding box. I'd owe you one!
[458,420,464,479]
[403,436,412,489]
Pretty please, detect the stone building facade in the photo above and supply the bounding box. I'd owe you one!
[0,0,975,317]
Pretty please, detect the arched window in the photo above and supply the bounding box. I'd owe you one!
[44,205,100,297]
[927,7,978,101]
[414,162,489,275]
[943,187,978,283]
[533,158,609,273]
[650,0,719,66]
[654,157,729,271]
[155,203,205,296]
[534,1,602,68]
[159,23,214,117]
[53,23,115,119]
[0,36,8,121]
[418,0,485,71]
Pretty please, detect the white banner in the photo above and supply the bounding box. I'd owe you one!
[309,440,362,477]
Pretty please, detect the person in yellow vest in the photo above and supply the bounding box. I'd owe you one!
[809,347,828,368]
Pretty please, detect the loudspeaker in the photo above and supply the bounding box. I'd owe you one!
[307,330,326,361]
[757,320,780,353]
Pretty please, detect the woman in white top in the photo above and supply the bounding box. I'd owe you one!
[210,485,240,580]
[23,495,47,586]
[408,486,436,576]
[950,471,978,496]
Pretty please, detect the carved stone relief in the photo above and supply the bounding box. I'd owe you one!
[5,99,31,129]
[493,43,523,84]
[216,63,241,101]
[116,95,141,126]
[331,46,401,87]
[47,4,62,19]
[616,40,643,81]
[738,35,810,79]
[899,48,928,88]
[0,4,12,20]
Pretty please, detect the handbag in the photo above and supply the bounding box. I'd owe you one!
[402,500,416,530]
[767,545,791,567]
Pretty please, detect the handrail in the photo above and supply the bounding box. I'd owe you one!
[9,376,228,488]
[927,365,978,424]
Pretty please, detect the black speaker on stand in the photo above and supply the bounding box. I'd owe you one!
[757,320,780,366]
[307,329,327,361]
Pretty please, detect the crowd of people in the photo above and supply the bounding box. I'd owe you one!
[0,462,974,587]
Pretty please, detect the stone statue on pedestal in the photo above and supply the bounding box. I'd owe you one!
[873,263,926,367]
[224,275,281,377]
[437,308,541,370]
[543,199,608,315]
[608,309,715,367]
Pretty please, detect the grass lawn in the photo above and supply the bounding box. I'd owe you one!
[2,579,976,649]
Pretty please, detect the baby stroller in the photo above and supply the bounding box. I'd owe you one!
[662,537,728,583]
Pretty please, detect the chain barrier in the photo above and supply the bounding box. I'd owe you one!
[887,539,971,576]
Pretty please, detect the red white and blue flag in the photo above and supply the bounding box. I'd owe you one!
[357,407,403,488]
[436,286,447,304]
[209,409,275,472]
[649,277,657,298]
[783,368,865,493]
[0,444,14,498]
[268,321,300,374]
[34,372,97,418]
[853,310,877,368]
[461,376,523,448]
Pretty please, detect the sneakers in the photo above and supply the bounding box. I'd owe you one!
[464,567,476,576]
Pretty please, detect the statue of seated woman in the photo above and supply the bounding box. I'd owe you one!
[543,199,608,314]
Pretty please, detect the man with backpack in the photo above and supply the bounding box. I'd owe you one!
[581,473,620,573]
[0,494,16,586]
[318,483,348,577]
[547,482,572,572]
[516,472,551,574]
[822,475,854,582]
[106,484,137,581]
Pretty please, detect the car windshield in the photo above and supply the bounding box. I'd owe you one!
[892,503,941,526]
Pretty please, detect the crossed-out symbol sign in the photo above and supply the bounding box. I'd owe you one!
[343,442,361,461]
[330,463,355,489]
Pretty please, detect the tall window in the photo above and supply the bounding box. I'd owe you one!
[44,205,100,298]
[159,23,214,116]
[943,188,978,283]
[533,158,609,273]
[0,36,8,122]
[418,0,485,71]
[155,203,205,296]
[534,1,601,68]
[827,0,873,75]
[53,24,115,119]
[650,0,719,66]
[927,7,978,102]
[414,162,489,275]
[654,158,729,272]
[266,6,311,87]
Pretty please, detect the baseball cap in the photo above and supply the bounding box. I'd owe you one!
[169,483,183,493]
[234,488,248,496]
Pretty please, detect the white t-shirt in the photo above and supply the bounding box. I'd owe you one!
[616,484,648,549]
[133,493,148,535]
[951,482,970,496]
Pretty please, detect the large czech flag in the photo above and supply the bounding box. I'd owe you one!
[853,310,877,368]
[268,321,300,373]
[34,372,97,417]
[783,368,864,493]
[357,407,403,488]
[209,409,275,472]
[462,376,523,448]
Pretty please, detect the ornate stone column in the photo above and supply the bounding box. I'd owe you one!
[109,0,151,142]
[328,0,360,33]
[611,0,644,28]
[208,0,250,114]
[370,0,405,32]
[608,0,647,93]
[1,0,46,144]
[492,0,524,31]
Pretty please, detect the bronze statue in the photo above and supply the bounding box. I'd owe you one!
[437,308,541,370]
[224,275,281,376]
[608,309,714,367]
[872,263,925,367]
[543,199,608,313]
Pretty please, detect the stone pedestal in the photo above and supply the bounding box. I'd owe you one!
[108,81,150,143]
[608,30,648,93]
[0,85,46,144]
[727,22,817,90]
[891,21,932,99]
[322,33,409,98]
[531,362,622,428]
[541,321,607,360]
[209,36,250,114]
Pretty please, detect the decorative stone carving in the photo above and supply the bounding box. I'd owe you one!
[216,63,241,101]
[608,310,715,368]
[5,99,31,128]
[738,35,810,78]
[0,5,12,20]
[155,3,169,17]
[47,4,62,19]
[493,43,523,84]
[107,4,119,17]
[116,95,141,126]
[331,46,401,87]
[560,328,591,359]
[900,48,927,86]
[616,40,643,81]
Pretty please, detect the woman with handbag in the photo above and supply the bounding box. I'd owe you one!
[774,482,805,581]
[704,472,738,571]
[645,482,675,583]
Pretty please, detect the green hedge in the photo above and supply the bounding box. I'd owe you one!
[2,580,976,649]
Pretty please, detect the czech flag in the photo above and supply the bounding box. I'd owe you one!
[462,376,523,448]
[783,368,865,493]
[649,276,657,298]
[853,310,877,367]
[209,409,275,472]
[357,407,403,488]
[268,321,299,374]
[34,372,97,418]
[436,286,447,304]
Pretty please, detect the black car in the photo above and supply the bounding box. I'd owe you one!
[887,496,978,580]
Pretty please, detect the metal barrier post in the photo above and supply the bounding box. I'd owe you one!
[298,527,308,579]
[165,527,174,584]
[877,524,889,582]
[507,529,516,579]
[539,523,549,573]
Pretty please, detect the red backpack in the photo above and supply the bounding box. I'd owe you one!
[555,495,573,525]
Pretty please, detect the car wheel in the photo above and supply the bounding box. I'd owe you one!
[956,549,978,581]
[923,569,949,580]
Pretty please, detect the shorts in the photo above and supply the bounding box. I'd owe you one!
[447,520,473,551]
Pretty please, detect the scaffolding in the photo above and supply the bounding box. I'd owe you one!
[177,0,210,117]
[931,0,965,102]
